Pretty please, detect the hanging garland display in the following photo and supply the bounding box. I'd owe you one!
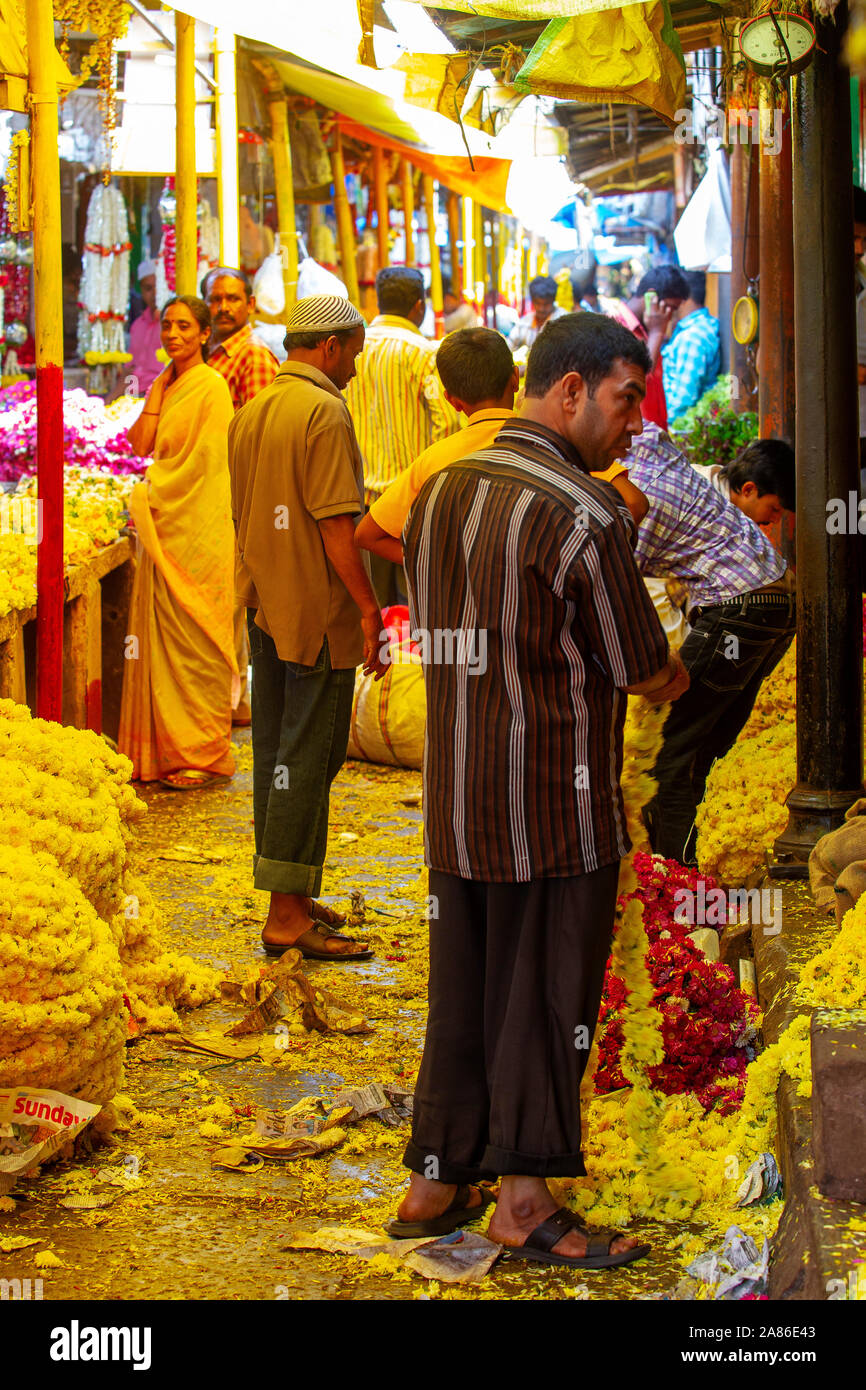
[0,197,33,382]
[154,178,220,310]
[54,0,132,170]
[77,183,132,370]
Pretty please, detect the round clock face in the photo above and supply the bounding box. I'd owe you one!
[739,13,817,77]
[732,295,759,346]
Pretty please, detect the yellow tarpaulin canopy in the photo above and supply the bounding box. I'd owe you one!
[272,56,513,211]
[0,0,76,110]
[514,2,686,126]
[360,0,686,127]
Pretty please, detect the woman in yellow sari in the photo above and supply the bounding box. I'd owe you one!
[119,296,238,787]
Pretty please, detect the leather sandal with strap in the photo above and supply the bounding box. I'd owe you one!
[505,1207,650,1270]
[385,1184,497,1239]
[262,920,373,961]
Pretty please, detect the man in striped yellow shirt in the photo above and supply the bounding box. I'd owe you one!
[345,267,460,603]
[355,327,647,568]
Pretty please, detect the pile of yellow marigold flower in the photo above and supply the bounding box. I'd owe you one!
[0,699,218,1106]
[695,642,797,883]
[0,469,133,618]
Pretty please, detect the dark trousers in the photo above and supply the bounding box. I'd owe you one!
[403,862,621,1182]
[247,612,355,896]
[644,593,796,864]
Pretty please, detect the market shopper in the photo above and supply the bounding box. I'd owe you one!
[604,264,689,429]
[354,326,647,565]
[661,270,722,420]
[128,260,162,396]
[507,273,566,351]
[228,294,388,962]
[203,266,280,726]
[627,423,796,864]
[119,296,237,787]
[693,437,795,525]
[344,267,460,607]
[391,313,688,1267]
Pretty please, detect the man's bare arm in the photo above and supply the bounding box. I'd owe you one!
[318,514,388,679]
[354,510,404,567]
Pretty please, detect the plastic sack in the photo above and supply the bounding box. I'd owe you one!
[347,609,426,769]
[253,254,348,323]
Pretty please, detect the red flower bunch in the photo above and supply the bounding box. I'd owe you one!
[594,854,760,1113]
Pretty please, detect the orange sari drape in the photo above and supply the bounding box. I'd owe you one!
[118,364,238,781]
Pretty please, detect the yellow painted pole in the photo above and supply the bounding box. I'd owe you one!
[175,12,197,296]
[421,173,444,338]
[25,0,64,720]
[473,201,485,315]
[269,96,298,313]
[330,127,360,307]
[400,157,415,265]
[214,29,239,267]
[373,145,390,271]
[447,190,461,294]
[463,194,475,307]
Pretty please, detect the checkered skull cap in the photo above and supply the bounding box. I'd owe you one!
[284,294,365,334]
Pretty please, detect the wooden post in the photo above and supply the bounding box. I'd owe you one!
[447,190,461,293]
[422,174,444,338]
[373,145,390,271]
[175,12,198,295]
[774,0,864,865]
[758,81,795,444]
[25,0,64,721]
[400,157,415,265]
[474,202,486,317]
[330,127,360,307]
[214,29,239,268]
[463,195,475,306]
[268,96,298,313]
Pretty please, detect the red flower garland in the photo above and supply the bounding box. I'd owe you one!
[595,853,760,1114]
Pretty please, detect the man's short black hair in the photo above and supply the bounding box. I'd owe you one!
[684,270,707,305]
[283,326,360,352]
[722,438,796,511]
[376,266,425,317]
[854,185,866,225]
[635,264,689,301]
[200,266,253,299]
[525,311,651,398]
[529,274,558,301]
[436,328,514,405]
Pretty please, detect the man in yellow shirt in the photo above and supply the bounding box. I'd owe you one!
[354,327,647,566]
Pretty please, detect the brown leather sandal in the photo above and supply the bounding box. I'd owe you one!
[262,920,372,961]
[385,1184,496,1239]
[504,1207,650,1270]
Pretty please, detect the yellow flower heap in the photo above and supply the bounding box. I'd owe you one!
[695,641,797,882]
[0,699,219,1107]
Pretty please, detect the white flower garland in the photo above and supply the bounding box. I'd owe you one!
[77,184,131,361]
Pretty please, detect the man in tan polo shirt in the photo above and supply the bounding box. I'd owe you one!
[228,295,388,961]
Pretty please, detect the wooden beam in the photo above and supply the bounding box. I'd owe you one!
[373,145,390,271]
[174,12,198,295]
[214,29,239,268]
[330,127,361,308]
[421,173,444,338]
[268,96,298,314]
[400,157,415,266]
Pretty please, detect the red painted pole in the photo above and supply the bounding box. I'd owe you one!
[26,0,64,721]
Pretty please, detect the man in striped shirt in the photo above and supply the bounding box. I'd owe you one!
[392,313,688,1268]
[344,267,460,605]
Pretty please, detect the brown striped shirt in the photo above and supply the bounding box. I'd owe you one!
[403,419,669,882]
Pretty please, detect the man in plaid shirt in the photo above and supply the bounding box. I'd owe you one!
[626,423,795,863]
[661,271,721,422]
